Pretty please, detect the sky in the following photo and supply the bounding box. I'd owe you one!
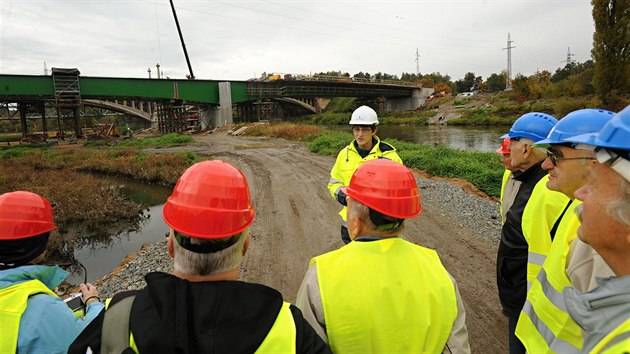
[0,0,595,82]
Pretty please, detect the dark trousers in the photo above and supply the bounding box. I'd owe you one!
[340,225,351,244]
[507,311,526,354]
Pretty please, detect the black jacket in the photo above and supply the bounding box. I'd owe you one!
[70,272,331,354]
[496,162,547,314]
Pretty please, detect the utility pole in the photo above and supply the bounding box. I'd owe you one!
[148,67,152,79]
[415,48,420,77]
[156,63,161,79]
[503,33,515,91]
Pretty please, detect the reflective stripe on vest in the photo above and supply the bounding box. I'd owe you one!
[592,317,630,353]
[0,279,56,354]
[313,238,457,353]
[516,208,583,353]
[522,176,571,285]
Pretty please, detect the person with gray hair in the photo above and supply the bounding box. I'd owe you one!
[562,105,630,352]
[70,160,330,354]
[497,112,571,354]
[297,159,470,353]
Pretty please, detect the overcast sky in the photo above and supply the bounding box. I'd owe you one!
[0,0,594,82]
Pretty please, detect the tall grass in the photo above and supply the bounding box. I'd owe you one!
[243,123,323,140]
[0,146,202,230]
[307,132,504,197]
[84,133,193,148]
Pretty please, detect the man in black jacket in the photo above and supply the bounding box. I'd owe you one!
[70,160,330,354]
[497,112,570,354]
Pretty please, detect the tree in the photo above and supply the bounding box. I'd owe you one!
[591,0,630,108]
[486,72,507,92]
[455,72,479,93]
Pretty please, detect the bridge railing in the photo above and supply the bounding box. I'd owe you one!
[254,74,421,87]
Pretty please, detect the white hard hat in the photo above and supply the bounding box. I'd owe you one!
[349,105,379,125]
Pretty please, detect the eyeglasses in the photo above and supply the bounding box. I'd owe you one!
[546,150,595,167]
[352,126,373,133]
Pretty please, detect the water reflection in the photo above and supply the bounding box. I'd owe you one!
[327,125,508,152]
[63,176,172,284]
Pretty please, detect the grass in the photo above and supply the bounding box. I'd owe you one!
[0,145,203,231]
[0,133,22,143]
[243,122,323,140]
[307,132,504,197]
[84,133,193,148]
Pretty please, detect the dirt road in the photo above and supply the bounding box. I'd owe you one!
[186,133,506,353]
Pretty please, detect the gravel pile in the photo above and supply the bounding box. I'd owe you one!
[416,177,502,242]
[96,178,502,299]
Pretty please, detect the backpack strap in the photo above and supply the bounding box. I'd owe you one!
[101,295,136,354]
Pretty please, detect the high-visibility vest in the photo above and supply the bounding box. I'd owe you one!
[0,279,56,354]
[327,137,402,222]
[499,169,511,223]
[591,317,630,353]
[313,238,457,353]
[516,203,583,353]
[102,296,296,354]
[522,176,571,289]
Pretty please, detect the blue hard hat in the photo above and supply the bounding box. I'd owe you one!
[567,104,630,151]
[534,108,615,147]
[500,112,558,142]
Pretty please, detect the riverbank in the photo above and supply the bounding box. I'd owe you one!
[93,132,507,353]
[244,123,504,197]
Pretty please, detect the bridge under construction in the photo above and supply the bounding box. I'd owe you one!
[0,68,432,139]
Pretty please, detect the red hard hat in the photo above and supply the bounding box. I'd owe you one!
[162,160,256,239]
[342,159,422,219]
[0,191,57,240]
[496,138,510,154]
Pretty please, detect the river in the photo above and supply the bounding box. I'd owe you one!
[327,125,508,152]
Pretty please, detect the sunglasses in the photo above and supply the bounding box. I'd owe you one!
[546,150,595,167]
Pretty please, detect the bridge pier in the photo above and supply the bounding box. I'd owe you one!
[199,82,233,129]
[385,87,434,112]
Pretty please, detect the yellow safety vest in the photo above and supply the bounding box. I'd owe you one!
[516,203,583,353]
[0,279,56,354]
[521,176,570,288]
[328,136,402,222]
[118,299,296,354]
[499,169,511,223]
[591,317,630,353]
[312,238,457,353]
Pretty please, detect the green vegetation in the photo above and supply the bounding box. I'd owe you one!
[0,133,22,143]
[0,145,202,230]
[244,122,323,140]
[83,133,193,148]
[592,0,630,109]
[307,131,503,197]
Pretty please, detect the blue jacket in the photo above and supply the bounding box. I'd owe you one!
[0,265,104,354]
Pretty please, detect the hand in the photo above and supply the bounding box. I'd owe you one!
[80,283,100,304]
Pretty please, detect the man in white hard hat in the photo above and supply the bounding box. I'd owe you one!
[327,105,402,244]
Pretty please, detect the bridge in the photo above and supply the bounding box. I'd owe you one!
[0,69,432,138]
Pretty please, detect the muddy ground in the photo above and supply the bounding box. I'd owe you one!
[146,133,507,353]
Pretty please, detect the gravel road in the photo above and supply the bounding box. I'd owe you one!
[97,133,507,353]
